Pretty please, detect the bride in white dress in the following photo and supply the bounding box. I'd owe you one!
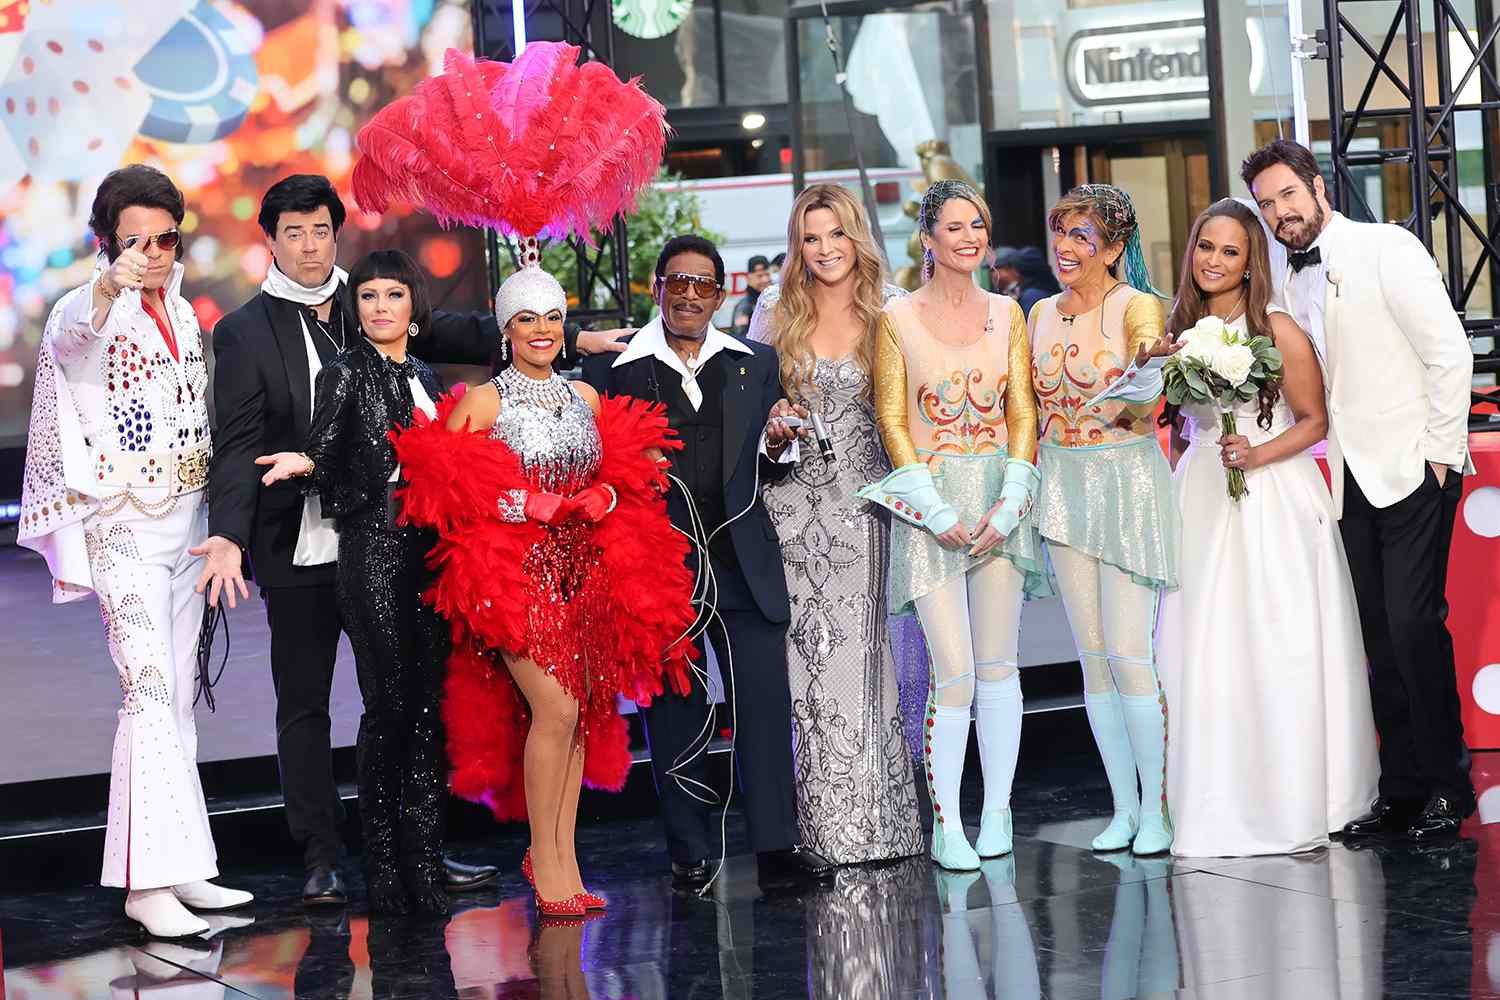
[1157,199,1379,857]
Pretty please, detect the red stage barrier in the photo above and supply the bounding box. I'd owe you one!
[1310,436,1500,749]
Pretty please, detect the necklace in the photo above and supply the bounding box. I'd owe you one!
[1208,289,1247,323]
[309,304,346,353]
[495,365,575,417]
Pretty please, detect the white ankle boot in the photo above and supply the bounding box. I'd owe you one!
[172,880,255,911]
[125,887,210,938]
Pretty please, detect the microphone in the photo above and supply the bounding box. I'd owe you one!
[809,409,836,464]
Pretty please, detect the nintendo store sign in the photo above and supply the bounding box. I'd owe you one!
[1065,18,1209,107]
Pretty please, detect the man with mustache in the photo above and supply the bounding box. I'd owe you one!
[581,234,835,889]
[1243,140,1476,840]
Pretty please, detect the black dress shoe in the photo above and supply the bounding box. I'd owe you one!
[1406,792,1474,841]
[302,865,348,907]
[671,859,713,890]
[758,846,837,885]
[442,856,500,892]
[1341,797,1424,839]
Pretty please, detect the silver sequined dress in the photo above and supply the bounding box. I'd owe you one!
[487,369,606,695]
[750,288,924,865]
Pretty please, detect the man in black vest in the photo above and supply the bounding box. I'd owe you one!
[193,175,626,904]
[582,235,834,889]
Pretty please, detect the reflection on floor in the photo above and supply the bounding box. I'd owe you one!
[4,753,1498,999]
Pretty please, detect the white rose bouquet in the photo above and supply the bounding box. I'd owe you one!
[1162,315,1283,501]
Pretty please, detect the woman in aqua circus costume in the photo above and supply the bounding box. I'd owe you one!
[1028,184,1180,856]
[860,179,1048,870]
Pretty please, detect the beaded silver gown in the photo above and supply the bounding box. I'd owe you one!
[749,287,923,864]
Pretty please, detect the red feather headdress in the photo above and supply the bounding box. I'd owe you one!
[352,44,668,242]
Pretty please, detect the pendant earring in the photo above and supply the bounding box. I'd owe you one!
[501,337,510,362]
[1243,270,1251,283]
[408,322,419,337]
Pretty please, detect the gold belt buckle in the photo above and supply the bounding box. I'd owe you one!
[175,448,209,491]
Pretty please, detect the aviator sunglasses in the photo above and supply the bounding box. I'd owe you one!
[661,272,721,297]
[120,229,181,252]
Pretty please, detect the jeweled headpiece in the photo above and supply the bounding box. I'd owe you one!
[495,267,567,330]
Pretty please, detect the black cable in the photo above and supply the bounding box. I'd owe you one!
[194,595,230,712]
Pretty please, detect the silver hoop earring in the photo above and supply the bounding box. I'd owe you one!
[407,322,419,337]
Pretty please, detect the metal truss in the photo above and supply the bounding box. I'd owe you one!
[470,0,632,330]
[1319,0,1500,406]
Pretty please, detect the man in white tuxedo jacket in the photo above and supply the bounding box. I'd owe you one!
[1244,140,1476,840]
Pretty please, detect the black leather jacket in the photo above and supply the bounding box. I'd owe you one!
[305,339,443,529]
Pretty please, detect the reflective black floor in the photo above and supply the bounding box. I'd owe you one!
[5,751,1499,999]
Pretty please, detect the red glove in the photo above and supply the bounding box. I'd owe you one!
[572,484,617,523]
[523,492,575,525]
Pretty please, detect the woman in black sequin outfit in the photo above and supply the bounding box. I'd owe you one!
[258,250,450,914]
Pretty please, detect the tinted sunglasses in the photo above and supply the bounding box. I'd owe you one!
[121,229,181,252]
[661,272,721,297]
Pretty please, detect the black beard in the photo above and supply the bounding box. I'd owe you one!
[1275,203,1326,251]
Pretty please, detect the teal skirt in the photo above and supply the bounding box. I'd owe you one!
[889,452,1053,616]
[1035,435,1179,592]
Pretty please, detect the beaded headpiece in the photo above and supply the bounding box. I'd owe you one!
[1059,184,1161,296]
[495,267,568,330]
[917,179,987,281]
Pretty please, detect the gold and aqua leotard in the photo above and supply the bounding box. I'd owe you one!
[1028,286,1178,590]
[867,292,1051,613]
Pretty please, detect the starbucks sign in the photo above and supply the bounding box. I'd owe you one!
[613,0,694,39]
[1065,18,1208,107]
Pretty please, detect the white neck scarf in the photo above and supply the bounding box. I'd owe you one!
[261,260,347,306]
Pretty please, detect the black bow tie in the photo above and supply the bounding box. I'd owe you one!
[1288,246,1322,273]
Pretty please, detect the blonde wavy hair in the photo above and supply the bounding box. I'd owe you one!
[770,184,887,400]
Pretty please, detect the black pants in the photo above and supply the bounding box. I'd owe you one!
[337,525,449,877]
[642,607,800,863]
[264,581,347,871]
[1341,464,1470,803]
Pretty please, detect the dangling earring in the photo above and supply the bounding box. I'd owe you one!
[407,322,419,337]
[1242,270,1251,283]
[501,336,510,362]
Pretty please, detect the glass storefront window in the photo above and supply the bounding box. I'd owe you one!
[794,5,983,177]
[612,0,788,108]
[721,0,789,104]
[613,0,721,108]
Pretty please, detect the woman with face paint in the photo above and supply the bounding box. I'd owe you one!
[1028,185,1181,856]
[859,180,1050,870]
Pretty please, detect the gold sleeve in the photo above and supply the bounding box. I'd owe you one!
[1122,292,1167,360]
[1003,299,1038,463]
[872,312,920,469]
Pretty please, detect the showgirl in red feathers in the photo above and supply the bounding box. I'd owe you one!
[349,39,679,919]
[392,269,696,919]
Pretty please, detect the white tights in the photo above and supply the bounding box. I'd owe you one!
[915,557,1027,830]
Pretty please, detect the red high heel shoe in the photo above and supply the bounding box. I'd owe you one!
[525,849,606,910]
[534,892,588,918]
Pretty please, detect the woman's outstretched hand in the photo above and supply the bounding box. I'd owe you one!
[256,452,313,486]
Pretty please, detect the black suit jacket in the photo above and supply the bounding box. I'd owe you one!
[581,333,792,624]
[207,287,576,588]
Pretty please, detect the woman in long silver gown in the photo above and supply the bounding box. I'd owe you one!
[749,184,923,864]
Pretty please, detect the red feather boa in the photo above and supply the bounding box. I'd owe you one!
[390,389,696,820]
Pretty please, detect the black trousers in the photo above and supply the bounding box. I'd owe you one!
[642,608,801,863]
[264,581,347,871]
[1340,464,1471,803]
[337,526,449,876]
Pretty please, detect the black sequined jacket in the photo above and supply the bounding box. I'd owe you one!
[305,338,443,528]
